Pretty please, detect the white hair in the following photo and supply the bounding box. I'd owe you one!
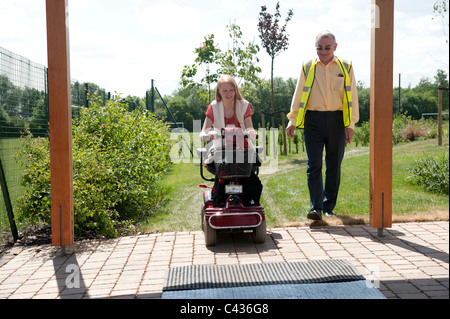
[315,30,336,46]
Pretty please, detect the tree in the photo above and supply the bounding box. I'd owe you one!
[249,77,296,129]
[180,23,263,104]
[219,24,263,99]
[357,81,370,123]
[435,69,449,111]
[258,2,293,127]
[0,75,21,116]
[180,34,221,104]
[433,0,449,43]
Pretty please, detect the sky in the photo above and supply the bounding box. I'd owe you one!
[0,0,449,98]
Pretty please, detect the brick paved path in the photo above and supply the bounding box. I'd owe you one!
[0,222,448,299]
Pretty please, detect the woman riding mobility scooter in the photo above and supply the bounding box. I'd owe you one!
[197,126,266,246]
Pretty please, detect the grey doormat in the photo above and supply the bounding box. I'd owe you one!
[163,259,365,292]
[162,280,385,299]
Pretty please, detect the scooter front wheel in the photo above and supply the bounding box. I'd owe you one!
[204,220,217,246]
[254,220,266,243]
[202,205,217,246]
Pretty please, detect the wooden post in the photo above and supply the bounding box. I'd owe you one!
[369,0,394,235]
[46,0,74,249]
[438,87,443,146]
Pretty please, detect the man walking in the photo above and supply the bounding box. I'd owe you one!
[286,31,359,221]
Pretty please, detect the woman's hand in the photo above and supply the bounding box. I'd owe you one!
[200,130,219,141]
[245,129,257,140]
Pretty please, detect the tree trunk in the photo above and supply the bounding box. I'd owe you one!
[270,56,275,128]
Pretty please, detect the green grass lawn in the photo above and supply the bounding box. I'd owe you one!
[138,138,449,233]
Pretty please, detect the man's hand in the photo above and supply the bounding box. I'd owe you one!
[286,124,296,138]
[345,128,354,144]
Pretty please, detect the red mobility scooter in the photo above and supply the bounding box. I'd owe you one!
[197,127,266,246]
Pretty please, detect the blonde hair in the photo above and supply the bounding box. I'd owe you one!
[215,75,245,126]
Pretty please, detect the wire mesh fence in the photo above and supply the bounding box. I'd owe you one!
[0,46,117,242]
[0,46,49,241]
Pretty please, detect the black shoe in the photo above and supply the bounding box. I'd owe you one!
[324,210,335,217]
[307,209,322,221]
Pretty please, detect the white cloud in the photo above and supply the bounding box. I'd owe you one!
[220,0,252,12]
[135,1,202,36]
[1,0,448,97]
[0,1,47,65]
[393,9,449,86]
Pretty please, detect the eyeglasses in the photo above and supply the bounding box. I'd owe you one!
[316,45,334,51]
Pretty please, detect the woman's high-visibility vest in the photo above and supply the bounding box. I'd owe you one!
[295,57,353,129]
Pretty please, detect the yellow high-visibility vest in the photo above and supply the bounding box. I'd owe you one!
[295,57,353,129]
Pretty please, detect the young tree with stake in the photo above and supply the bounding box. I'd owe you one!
[258,2,293,128]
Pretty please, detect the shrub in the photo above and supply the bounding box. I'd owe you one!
[353,121,370,147]
[15,135,51,223]
[16,94,173,237]
[392,115,436,144]
[400,121,431,142]
[407,152,449,195]
[392,114,409,144]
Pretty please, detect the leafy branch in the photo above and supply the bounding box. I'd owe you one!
[180,24,262,104]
